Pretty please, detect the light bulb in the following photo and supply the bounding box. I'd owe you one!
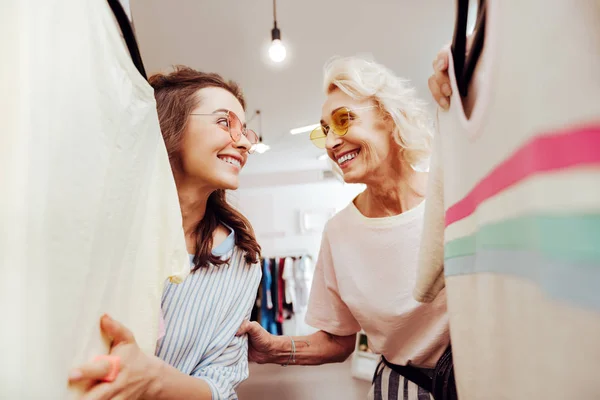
[254,142,271,154]
[268,39,286,63]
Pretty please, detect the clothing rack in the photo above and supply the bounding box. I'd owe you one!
[261,250,311,259]
[252,252,315,336]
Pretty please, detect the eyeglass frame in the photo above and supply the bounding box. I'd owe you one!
[310,105,378,148]
[189,110,259,154]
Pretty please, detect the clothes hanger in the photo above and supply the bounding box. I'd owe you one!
[451,0,486,97]
[107,0,148,80]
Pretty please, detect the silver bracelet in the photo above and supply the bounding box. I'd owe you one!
[282,337,310,367]
[282,336,295,367]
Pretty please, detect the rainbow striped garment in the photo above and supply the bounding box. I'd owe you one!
[415,1,600,398]
[444,124,600,309]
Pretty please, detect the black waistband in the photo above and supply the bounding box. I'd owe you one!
[381,356,433,392]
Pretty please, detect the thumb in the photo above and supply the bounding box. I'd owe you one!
[100,314,135,346]
[236,320,252,337]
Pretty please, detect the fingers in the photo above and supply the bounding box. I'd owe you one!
[236,320,259,336]
[248,321,264,335]
[236,320,266,338]
[80,381,120,400]
[432,51,448,73]
[68,359,112,383]
[93,355,120,382]
[235,320,248,336]
[435,68,452,98]
[429,51,452,110]
[100,314,135,346]
[428,75,448,110]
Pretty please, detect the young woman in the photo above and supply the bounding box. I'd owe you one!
[69,67,262,400]
[237,56,451,400]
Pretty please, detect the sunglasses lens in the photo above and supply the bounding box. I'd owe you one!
[331,108,350,136]
[310,127,327,149]
[245,129,259,145]
[227,111,243,141]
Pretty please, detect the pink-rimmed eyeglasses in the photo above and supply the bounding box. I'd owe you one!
[190,110,259,153]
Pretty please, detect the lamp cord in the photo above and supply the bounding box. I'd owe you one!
[258,110,263,142]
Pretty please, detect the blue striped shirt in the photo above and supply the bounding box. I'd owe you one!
[155,230,261,399]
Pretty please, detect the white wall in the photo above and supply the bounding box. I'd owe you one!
[229,180,365,260]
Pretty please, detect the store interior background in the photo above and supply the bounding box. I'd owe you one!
[131,0,459,397]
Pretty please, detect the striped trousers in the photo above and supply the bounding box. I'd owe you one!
[368,360,434,400]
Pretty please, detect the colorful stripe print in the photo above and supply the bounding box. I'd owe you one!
[445,124,600,227]
[443,124,600,309]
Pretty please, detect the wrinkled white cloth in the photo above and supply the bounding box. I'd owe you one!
[0,1,188,398]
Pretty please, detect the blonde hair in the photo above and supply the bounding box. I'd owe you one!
[323,55,433,168]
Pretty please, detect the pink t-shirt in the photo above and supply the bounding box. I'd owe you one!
[306,199,449,367]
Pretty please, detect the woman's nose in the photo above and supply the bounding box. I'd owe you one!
[325,131,343,151]
[235,133,252,152]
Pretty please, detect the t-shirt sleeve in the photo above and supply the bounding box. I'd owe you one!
[305,227,361,336]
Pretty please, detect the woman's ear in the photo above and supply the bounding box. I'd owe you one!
[374,110,394,133]
[380,109,396,131]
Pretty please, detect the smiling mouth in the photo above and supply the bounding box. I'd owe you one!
[337,149,360,166]
[218,156,242,169]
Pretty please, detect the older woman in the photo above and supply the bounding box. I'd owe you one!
[237,56,450,400]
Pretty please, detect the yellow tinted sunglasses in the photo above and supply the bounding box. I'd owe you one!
[309,105,377,149]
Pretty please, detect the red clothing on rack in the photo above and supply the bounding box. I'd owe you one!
[276,257,286,324]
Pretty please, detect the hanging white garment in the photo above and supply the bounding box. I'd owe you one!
[282,256,296,306]
[0,1,188,398]
[281,256,296,335]
[294,256,314,311]
[295,256,317,336]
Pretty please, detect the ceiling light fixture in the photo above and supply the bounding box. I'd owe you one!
[268,0,286,63]
[253,110,271,154]
[253,141,271,154]
[290,123,320,135]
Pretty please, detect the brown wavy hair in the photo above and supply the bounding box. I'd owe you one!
[149,66,261,271]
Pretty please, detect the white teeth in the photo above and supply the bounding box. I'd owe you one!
[337,151,359,165]
[220,156,241,168]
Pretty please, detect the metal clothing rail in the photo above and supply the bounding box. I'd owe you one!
[261,250,310,259]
